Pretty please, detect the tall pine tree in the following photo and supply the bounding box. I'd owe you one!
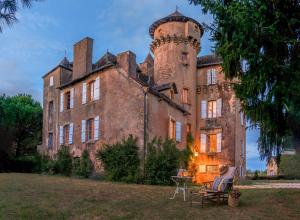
[189,0,300,162]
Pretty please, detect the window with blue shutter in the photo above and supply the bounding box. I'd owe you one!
[201,100,207,118]
[175,121,181,142]
[94,116,99,140]
[94,77,100,100]
[200,134,206,153]
[59,125,63,145]
[69,123,73,144]
[60,92,64,112]
[70,88,74,109]
[82,83,87,104]
[81,120,86,142]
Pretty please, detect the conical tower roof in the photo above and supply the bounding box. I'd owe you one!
[149,10,203,38]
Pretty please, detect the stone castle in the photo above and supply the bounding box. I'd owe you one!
[42,10,246,183]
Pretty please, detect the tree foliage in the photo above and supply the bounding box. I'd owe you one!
[189,0,300,161]
[96,135,140,183]
[144,138,180,185]
[0,0,43,32]
[0,94,42,160]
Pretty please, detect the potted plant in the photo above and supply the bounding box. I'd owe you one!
[228,189,241,207]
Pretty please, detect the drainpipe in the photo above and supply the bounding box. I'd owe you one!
[143,87,149,177]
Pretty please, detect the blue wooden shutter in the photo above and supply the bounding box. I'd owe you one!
[81,120,86,143]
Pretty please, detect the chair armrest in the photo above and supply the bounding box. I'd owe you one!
[202,181,214,188]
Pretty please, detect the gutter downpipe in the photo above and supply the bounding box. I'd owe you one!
[143,87,149,177]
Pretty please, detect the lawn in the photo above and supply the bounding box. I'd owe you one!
[0,174,300,220]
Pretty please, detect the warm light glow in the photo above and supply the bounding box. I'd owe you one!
[194,152,198,157]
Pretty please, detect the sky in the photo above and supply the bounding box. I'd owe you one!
[0,0,266,171]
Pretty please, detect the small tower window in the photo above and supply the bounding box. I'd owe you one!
[186,123,191,134]
[181,52,189,66]
[182,88,189,104]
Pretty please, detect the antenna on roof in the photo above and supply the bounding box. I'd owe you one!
[64,49,67,58]
[176,5,179,12]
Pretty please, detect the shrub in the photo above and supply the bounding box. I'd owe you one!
[96,135,140,183]
[80,150,93,178]
[72,157,82,176]
[279,154,300,179]
[56,146,72,176]
[144,138,180,185]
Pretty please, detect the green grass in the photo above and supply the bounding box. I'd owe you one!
[0,174,300,220]
[239,179,300,185]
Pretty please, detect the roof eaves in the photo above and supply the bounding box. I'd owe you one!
[197,61,222,68]
[58,63,114,89]
[148,88,190,115]
[42,65,72,79]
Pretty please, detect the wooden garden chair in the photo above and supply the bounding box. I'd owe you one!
[190,166,236,207]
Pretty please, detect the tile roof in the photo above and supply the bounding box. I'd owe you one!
[149,10,203,38]
[197,54,222,68]
[94,51,117,69]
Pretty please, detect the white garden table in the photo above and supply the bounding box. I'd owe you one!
[170,176,192,201]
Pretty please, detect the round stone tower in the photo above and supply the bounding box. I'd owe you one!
[149,10,203,132]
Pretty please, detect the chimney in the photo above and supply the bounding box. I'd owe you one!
[116,51,137,78]
[73,37,93,79]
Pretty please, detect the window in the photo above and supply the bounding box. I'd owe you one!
[169,118,181,142]
[48,133,53,149]
[201,132,222,153]
[208,69,216,84]
[63,124,70,144]
[65,91,71,110]
[88,80,95,101]
[182,88,189,104]
[199,165,206,173]
[207,165,219,173]
[207,99,222,118]
[181,52,188,66]
[207,69,217,85]
[87,118,94,141]
[208,101,217,118]
[186,123,191,134]
[170,90,174,100]
[208,134,217,153]
[48,101,54,129]
[169,119,176,140]
[50,76,54,86]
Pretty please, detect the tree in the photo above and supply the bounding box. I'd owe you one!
[0,0,42,32]
[0,94,42,158]
[189,0,300,162]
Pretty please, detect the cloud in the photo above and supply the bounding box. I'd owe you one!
[94,0,214,60]
[0,11,64,103]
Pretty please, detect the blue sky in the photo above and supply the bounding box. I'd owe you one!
[0,0,265,170]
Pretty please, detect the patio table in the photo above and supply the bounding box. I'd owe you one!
[170,176,192,201]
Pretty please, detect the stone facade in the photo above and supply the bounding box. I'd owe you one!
[42,10,246,182]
